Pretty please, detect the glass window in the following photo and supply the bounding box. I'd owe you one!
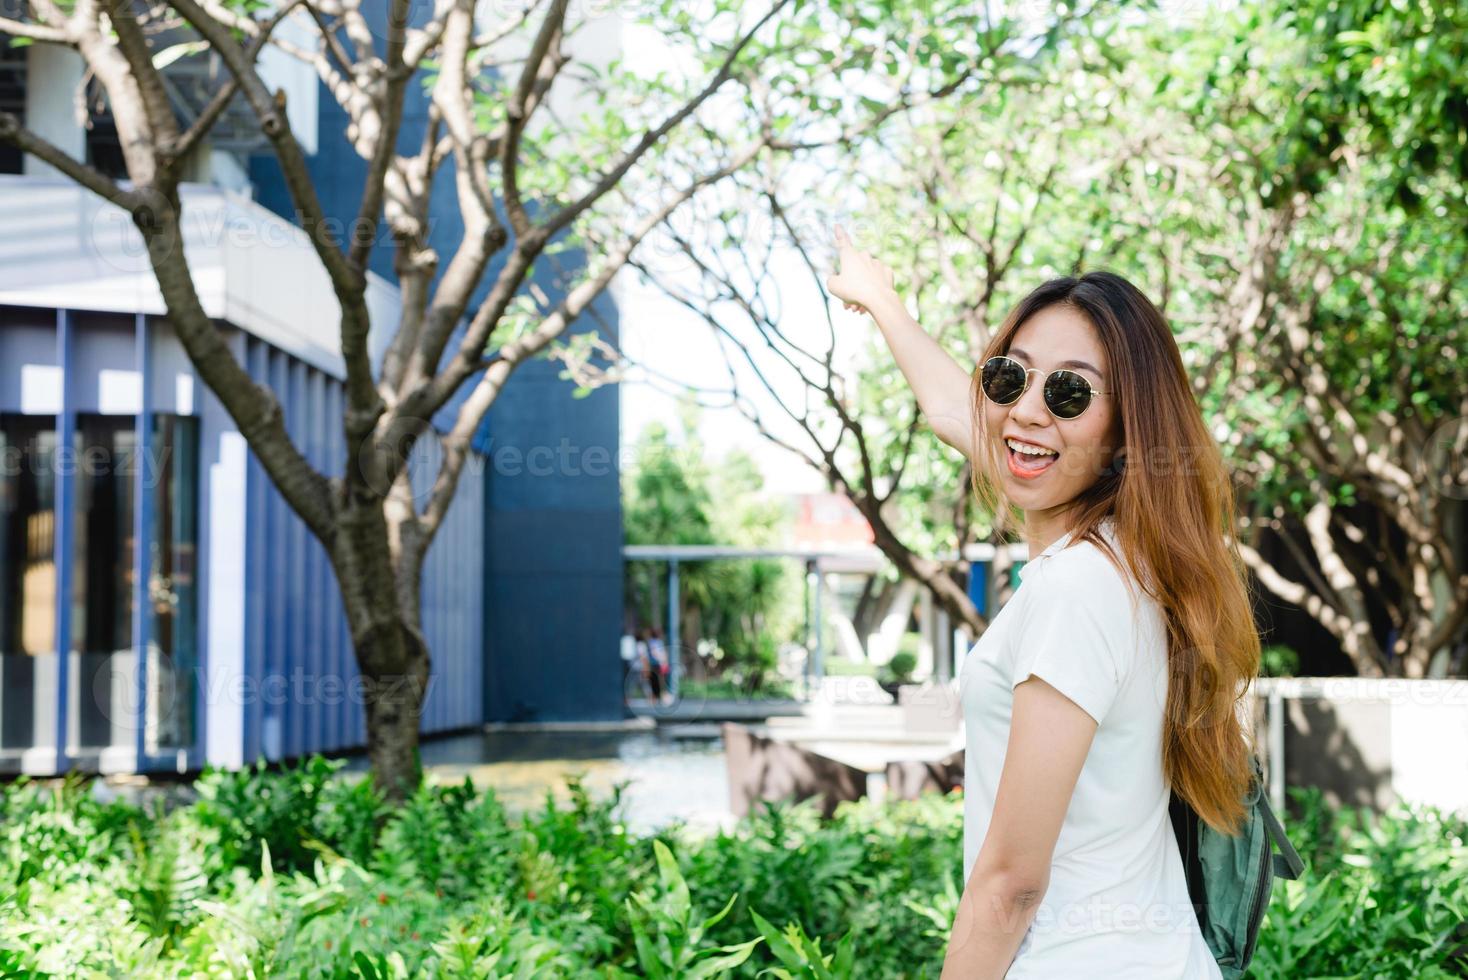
[2,410,200,757]
[70,414,135,750]
[0,39,24,176]
[0,414,58,751]
[146,414,198,752]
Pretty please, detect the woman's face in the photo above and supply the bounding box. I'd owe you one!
[983,304,1122,523]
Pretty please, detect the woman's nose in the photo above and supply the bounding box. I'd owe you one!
[1009,372,1051,425]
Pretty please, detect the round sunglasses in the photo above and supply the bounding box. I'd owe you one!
[980,354,1111,420]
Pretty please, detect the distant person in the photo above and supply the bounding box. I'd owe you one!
[620,632,639,705]
[648,628,672,705]
[830,226,1256,978]
[636,628,663,702]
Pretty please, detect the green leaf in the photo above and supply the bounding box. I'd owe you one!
[699,891,740,933]
[749,909,801,965]
[651,839,691,924]
[684,937,764,980]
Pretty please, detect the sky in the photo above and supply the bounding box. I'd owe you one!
[612,14,867,498]
[609,0,1229,499]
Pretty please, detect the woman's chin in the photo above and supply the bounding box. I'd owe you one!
[1004,476,1067,508]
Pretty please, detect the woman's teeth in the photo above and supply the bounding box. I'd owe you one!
[1005,438,1059,477]
[1006,439,1056,457]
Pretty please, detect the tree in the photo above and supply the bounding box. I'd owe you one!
[0,0,981,799]
[623,410,800,689]
[1139,0,1468,676]
[588,5,1135,641]
[602,0,1468,676]
[560,3,1121,642]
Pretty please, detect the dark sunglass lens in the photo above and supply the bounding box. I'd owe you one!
[982,358,1026,404]
[1044,371,1093,419]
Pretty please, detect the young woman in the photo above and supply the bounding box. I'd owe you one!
[826,226,1258,979]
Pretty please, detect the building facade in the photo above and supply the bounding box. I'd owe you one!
[0,11,623,775]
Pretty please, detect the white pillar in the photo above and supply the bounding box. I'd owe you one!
[205,432,248,768]
[24,46,87,177]
[916,586,935,678]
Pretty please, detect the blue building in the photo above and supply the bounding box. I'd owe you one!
[0,24,622,776]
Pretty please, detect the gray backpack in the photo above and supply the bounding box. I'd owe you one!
[1168,754,1306,979]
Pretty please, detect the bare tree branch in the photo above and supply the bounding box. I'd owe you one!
[0,112,139,207]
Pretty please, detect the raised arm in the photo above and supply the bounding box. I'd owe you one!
[825,225,976,457]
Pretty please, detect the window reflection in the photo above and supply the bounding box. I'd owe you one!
[70,414,135,751]
[147,415,198,752]
[0,415,58,751]
[3,410,200,758]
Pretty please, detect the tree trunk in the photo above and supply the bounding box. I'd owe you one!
[859,498,987,637]
[358,625,429,803]
[333,497,432,804]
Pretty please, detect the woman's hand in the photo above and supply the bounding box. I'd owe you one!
[823,221,976,458]
[826,224,897,314]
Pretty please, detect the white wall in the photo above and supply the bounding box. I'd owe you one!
[255,12,320,157]
[0,176,401,380]
[22,45,85,180]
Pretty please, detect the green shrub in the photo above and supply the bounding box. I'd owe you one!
[1259,645,1301,677]
[1251,786,1468,979]
[0,759,1462,977]
[879,649,919,688]
[822,660,877,678]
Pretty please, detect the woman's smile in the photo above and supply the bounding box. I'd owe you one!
[1005,437,1060,478]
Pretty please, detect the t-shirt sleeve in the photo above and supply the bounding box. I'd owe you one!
[1008,559,1134,726]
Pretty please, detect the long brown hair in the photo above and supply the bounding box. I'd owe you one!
[968,271,1259,836]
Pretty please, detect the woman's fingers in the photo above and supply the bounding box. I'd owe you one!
[831,223,885,315]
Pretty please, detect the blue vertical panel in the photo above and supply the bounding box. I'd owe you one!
[266,347,288,761]
[418,436,485,733]
[419,477,437,731]
[428,483,445,733]
[968,560,988,617]
[333,386,363,748]
[461,453,484,727]
[306,368,327,755]
[325,380,348,751]
[131,313,152,765]
[242,339,268,765]
[286,358,306,759]
[418,441,437,733]
[52,310,75,768]
[460,470,477,727]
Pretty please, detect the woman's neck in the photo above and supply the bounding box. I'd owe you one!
[1020,512,1073,561]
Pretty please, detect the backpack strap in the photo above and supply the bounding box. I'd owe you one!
[1255,792,1305,880]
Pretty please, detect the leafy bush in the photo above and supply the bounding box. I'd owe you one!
[1259,645,1301,678]
[885,652,918,682]
[1251,786,1468,979]
[678,676,797,702]
[0,761,1462,977]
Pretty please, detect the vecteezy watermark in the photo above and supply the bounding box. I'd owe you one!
[954,892,1213,950]
[349,425,626,506]
[348,424,712,505]
[87,201,441,276]
[85,662,441,727]
[0,440,176,489]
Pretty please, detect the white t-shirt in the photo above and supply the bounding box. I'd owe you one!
[958,518,1222,979]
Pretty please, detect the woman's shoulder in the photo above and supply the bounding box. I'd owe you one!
[1024,531,1143,615]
